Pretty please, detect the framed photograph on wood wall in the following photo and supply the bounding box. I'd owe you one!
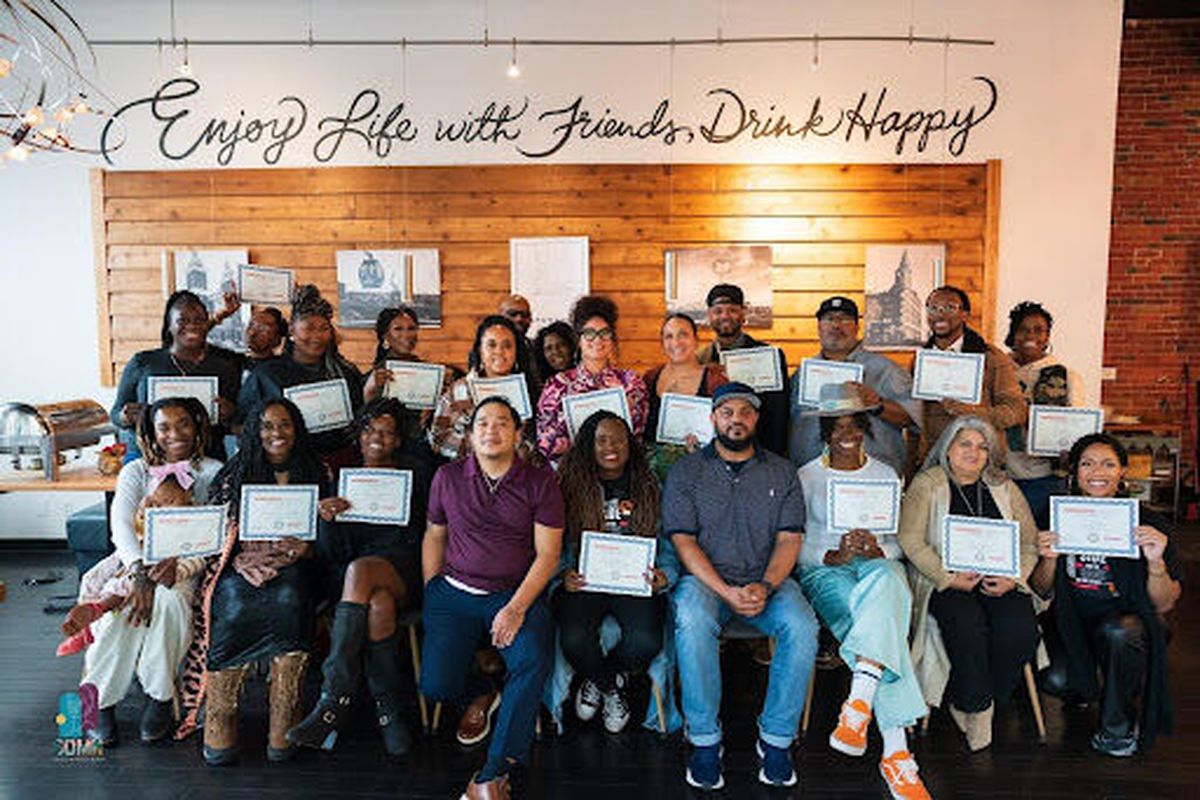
[510,236,590,336]
[664,246,774,328]
[336,249,443,329]
[171,249,251,352]
[863,243,946,350]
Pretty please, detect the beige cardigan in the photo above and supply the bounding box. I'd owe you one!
[897,465,1040,708]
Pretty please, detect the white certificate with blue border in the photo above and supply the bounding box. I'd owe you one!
[826,477,902,534]
[338,468,413,526]
[239,485,319,541]
[1028,406,1103,457]
[912,350,985,404]
[940,514,1021,578]
[579,531,657,597]
[798,359,865,407]
[147,375,219,422]
[1050,497,1139,558]
[284,379,353,433]
[143,505,226,563]
[721,346,784,393]
[385,361,444,411]
[563,387,631,439]
[470,374,533,421]
[655,393,714,446]
[238,263,294,305]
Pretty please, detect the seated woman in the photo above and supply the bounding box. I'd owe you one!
[899,416,1039,752]
[80,397,223,746]
[363,306,435,458]
[533,321,578,386]
[555,411,670,733]
[238,285,364,467]
[1029,433,1182,757]
[642,313,727,481]
[197,399,328,766]
[288,398,432,756]
[111,290,242,461]
[795,391,929,800]
[536,295,649,467]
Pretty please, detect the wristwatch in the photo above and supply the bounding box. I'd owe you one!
[758,580,776,598]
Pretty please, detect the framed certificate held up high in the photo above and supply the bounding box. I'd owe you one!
[912,350,985,404]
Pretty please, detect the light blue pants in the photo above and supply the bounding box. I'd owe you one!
[799,558,926,729]
[672,575,818,748]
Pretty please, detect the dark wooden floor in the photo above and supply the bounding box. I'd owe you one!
[1,547,1197,799]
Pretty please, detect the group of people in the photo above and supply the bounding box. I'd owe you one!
[58,279,1182,800]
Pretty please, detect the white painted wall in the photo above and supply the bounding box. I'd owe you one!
[0,0,1123,538]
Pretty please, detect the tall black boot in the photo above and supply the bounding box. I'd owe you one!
[286,601,367,750]
[364,634,413,756]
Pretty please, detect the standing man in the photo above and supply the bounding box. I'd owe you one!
[665,382,819,790]
[789,296,922,475]
[420,397,564,800]
[499,294,533,342]
[697,284,790,457]
[920,285,1026,458]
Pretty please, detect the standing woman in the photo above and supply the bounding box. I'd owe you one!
[533,321,578,385]
[537,295,649,467]
[555,411,672,733]
[641,313,727,480]
[898,417,1040,752]
[289,398,432,756]
[245,306,288,364]
[111,290,242,460]
[363,306,434,453]
[1029,433,1182,756]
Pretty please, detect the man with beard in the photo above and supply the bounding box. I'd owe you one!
[663,382,818,790]
[697,284,790,457]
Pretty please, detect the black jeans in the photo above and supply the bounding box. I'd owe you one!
[928,586,1038,712]
[555,590,665,687]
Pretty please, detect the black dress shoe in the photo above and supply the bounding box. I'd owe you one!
[85,706,119,748]
[140,698,174,743]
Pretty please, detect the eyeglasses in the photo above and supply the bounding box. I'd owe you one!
[579,327,614,342]
[925,304,962,315]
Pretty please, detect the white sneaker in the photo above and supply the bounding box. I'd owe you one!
[602,675,631,734]
[575,679,602,722]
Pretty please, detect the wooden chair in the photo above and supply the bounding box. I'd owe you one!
[395,609,431,731]
[919,662,1046,743]
[720,619,817,737]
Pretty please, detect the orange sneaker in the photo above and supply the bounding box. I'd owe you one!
[830,697,872,756]
[880,750,931,800]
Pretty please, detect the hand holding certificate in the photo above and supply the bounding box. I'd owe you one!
[655,393,714,446]
[338,468,413,526]
[563,387,631,439]
[798,359,865,407]
[147,375,219,421]
[720,346,784,393]
[578,531,657,597]
[470,374,533,420]
[1028,406,1103,456]
[238,264,294,305]
[239,485,319,541]
[385,361,444,411]
[826,478,901,533]
[143,506,227,563]
[912,350,985,404]
[941,515,1021,578]
[284,379,353,433]
[1049,497,1139,558]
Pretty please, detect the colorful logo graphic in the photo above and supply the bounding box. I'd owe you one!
[54,683,104,759]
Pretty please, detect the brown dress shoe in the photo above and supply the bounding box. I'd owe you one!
[456,689,502,746]
[460,772,510,800]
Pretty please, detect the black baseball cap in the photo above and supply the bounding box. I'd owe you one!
[706,284,745,308]
[816,296,859,320]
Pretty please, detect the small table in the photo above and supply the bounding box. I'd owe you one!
[0,461,118,493]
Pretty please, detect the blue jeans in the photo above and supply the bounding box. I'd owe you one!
[419,576,553,774]
[672,575,818,748]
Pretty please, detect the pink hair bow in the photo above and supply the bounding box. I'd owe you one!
[147,461,195,492]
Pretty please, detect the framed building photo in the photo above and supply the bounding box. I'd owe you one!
[863,243,946,350]
[336,249,443,329]
[665,246,773,328]
[172,249,251,352]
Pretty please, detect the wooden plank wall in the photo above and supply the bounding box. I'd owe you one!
[92,162,998,387]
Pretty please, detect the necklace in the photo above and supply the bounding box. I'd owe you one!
[952,478,983,517]
[480,470,503,495]
[169,348,205,376]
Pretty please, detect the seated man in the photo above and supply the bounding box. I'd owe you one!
[664,382,819,789]
[420,397,564,800]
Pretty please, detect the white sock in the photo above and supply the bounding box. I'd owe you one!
[847,661,883,709]
[880,725,909,758]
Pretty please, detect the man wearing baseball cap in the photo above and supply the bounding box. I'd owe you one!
[663,382,818,790]
[697,283,791,458]
[789,295,922,475]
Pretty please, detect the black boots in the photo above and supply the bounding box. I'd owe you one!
[86,706,119,748]
[139,697,174,743]
[365,634,413,756]
[286,602,367,751]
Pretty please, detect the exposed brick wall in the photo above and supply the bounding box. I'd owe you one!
[1104,18,1200,483]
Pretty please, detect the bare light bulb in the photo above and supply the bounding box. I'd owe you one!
[507,39,520,78]
[22,106,44,127]
[7,145,30,162]
[54,107,74,124]
[0,58,11,78]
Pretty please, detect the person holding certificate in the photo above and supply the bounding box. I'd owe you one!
[238,285,364,466]
[533,320,578,384]
[642,313,728,481]
[420,397,564,800]
[362,306,436,455]
[554,411,673,734]
[111,290,243,461]
[79,397,224,748]
[289,398,432,756]
[918,286,1026,463]
[898,417,1039,752]
[1029,433,1182,757]
[537,295,649,467]
[794,395,931,799]
[664,383,818,790]
[186,399,328,765]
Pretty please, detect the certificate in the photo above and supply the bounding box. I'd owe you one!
[143,505,226,563]
[563,387,631,439]
[1050,497,1139,558]
[797,359,865,407]
[470,374,533,421]
[146,375,219,421]
[578,531,657,597]
[912,350,985,404]
[940,514,1021,578]
[238,264,294,305]
[826,477,902,534]
[385,361,444,411]
[284,379,353,433]
[720,346,784,393]
[1028,406,1103,457]
[655,393,714,446]
[338,468,413,526]
[239,485,319,541]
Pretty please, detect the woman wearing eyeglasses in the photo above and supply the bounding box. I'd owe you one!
[536,295,648,468]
